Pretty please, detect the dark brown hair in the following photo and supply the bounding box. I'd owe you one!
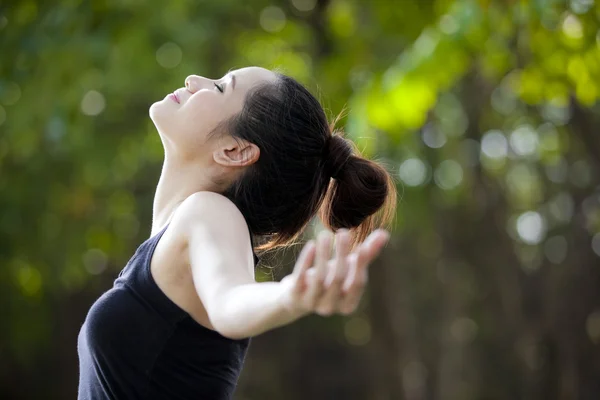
[218,73,397,251]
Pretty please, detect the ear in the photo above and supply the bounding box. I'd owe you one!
[213,139,260,168]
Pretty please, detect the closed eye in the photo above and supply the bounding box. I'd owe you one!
[214,83,224,93]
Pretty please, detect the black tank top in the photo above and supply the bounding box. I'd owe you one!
[77,223,259,399]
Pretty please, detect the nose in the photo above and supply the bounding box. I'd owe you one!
[185,75,212,93]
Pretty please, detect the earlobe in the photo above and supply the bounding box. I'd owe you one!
[213,142,260,168]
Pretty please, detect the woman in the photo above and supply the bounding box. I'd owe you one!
[78,66,397,399]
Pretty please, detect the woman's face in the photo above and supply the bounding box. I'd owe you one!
[149,66,276,156]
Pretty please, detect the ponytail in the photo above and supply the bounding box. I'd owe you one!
[319,131,397,248]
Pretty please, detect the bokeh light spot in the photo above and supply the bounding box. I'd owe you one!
[439,14,458,35]
[16,264,42,297]
[291,0,317,12]
[562,14,583,39]
[81,90,106,116]
[481,129,508,159]
[422,124,447,149]
[516,211,546,245]
[399,158,428,187]
[510,125,539,157]
[544,236,568,264]
[83,249,108,275]
[570,0,594,15]
[586,310,600,344]
[541,102,571,125]
[260,6,286,33]
[156,42,182,69]
[434,160,463,190]
[450,317,478,344]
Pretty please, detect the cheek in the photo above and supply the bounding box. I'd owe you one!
[179,94,224,134]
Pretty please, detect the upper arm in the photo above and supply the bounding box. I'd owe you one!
[171,191,256,319]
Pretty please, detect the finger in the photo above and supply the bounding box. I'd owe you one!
[313,230,333,280]
[356,229,390,271]
[303,231,332,305]
[325,229,351,288]
[338,232,389,315]
[339,283,365,315]
[293,240,316,277]
[341,253,359,293]
[316,230,352,316]
[338,230,391,315]
[291,240,316,293]
[339,256,368,315]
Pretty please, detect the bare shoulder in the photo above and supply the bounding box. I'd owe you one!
[176,191,244,220]
[166,191,254,269]
[170,191,250,240]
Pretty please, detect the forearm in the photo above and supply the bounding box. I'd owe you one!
[209,281,305,339]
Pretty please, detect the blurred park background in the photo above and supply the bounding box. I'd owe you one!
[2,0,600,398]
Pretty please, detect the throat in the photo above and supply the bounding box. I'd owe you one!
[151,159,225,236]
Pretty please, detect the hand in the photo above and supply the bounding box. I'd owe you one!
[279,228,391,318]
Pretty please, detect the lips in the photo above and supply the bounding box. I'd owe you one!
[169,92,180,104]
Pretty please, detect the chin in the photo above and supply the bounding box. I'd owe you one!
[149,99,171,125]
[148,107,170,138]
[149,99,165,118]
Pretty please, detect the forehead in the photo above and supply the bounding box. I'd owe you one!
[230,67,277,90]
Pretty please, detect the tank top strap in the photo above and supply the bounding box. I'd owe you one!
[136,224,189,326]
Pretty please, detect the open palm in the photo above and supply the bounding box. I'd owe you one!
[280,228,391,317]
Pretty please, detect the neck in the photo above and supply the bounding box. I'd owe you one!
[151,153,223,236]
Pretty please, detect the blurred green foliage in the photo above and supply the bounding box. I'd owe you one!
[2,0,600,399]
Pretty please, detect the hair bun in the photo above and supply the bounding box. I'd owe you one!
[324,134,353,179]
